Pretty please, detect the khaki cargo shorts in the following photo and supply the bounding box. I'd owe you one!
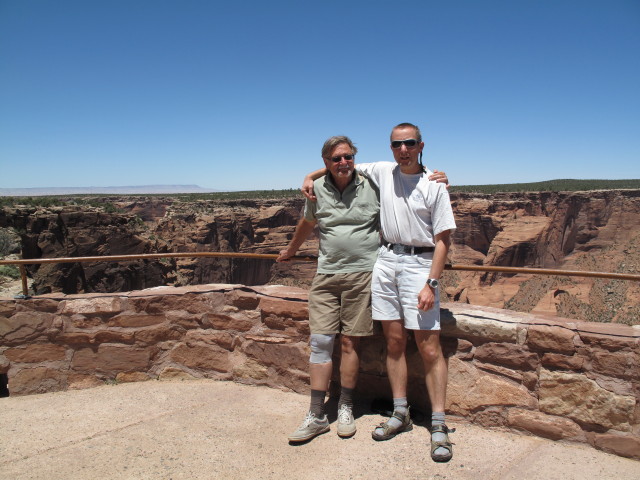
[308,271,373,336]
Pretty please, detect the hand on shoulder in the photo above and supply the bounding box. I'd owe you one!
[429,169,449,186]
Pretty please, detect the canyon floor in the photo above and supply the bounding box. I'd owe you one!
[1,379,637,480]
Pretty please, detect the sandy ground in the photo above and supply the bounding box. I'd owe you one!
[1,379,638,480]
[0,276,24,297]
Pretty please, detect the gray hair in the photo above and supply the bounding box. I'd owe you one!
[321,136,358,160]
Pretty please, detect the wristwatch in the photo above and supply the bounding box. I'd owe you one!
[426,278,439,288]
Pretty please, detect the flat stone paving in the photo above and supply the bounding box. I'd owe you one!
[1,380,638,480]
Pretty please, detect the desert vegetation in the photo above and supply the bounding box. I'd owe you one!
[1,180,639,208]
[449,178,640,194]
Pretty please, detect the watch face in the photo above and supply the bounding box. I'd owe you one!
[428,279,439,288]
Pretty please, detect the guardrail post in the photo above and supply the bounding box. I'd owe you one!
[16,264,30,299]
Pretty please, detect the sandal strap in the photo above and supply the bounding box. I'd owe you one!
[376,421,393,435]
[431,424,455,446]
[391,410,408,423]
[431,439,453,461]
[432,440,454,449]
[431,424,455,434]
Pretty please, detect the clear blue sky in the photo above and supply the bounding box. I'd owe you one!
[1,0,639,191]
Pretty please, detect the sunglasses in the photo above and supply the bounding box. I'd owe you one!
[391,139,418,149]
[330,154,355,163]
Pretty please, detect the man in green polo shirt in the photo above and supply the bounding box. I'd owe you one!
[277,135,378,441]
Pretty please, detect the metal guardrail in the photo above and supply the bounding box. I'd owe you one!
[0,253,316,297]
[1,252,639,298]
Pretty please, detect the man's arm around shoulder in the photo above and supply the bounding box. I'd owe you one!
[301,164,450,202]
[301,168,327,202]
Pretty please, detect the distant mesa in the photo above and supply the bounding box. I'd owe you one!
[0,185,218,196]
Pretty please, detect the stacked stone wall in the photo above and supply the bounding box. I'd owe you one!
[1,284,638,459]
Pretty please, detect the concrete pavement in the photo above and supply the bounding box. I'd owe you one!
[1,380,638,480]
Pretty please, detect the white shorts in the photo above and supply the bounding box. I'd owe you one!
[371,245,440,331]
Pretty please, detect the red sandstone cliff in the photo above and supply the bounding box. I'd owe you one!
[447,190,640,324]
[1,189,638,324]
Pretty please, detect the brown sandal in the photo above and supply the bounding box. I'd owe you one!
[371,408,413,441]
[430,424,454,462]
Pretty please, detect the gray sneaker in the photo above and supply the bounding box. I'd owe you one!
[337,404,356,438]
[288,412,330,442]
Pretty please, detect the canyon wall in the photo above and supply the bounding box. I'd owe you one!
[2,190,639,323]
[1,284,638,459]
[448,190,640,325]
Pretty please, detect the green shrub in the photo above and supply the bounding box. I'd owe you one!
[0,196,69,208]
[0,265,20,280]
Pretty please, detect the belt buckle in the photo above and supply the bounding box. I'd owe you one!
[391,244,406,254]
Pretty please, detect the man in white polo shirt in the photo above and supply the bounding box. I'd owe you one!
[357,123,456,462]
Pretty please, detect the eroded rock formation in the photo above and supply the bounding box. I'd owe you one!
[447,190,640,324]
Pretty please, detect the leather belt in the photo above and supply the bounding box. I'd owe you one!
[385,243,435,254]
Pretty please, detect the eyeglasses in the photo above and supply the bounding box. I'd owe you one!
[330,154,355,163]
[391,139,418,149]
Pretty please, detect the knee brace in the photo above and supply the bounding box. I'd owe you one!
[309,333,336,364]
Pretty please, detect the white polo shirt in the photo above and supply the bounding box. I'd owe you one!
[356,162,456,245]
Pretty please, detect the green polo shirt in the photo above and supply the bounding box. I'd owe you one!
[304,172,380,274]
